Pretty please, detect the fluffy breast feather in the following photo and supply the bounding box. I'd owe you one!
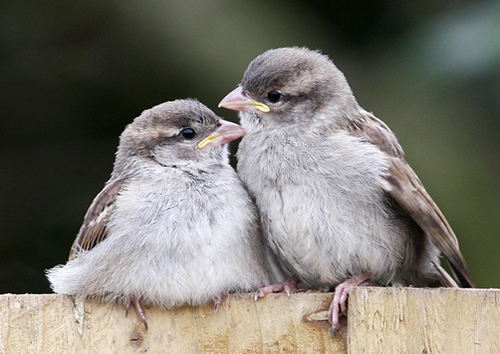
[237,127,412,287]
[48,161,269,306]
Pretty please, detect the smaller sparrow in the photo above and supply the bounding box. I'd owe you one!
[46,99,271,328]
[219,47,474,331]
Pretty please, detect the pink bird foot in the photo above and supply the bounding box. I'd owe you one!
[125,296,148,330]
[328,274,376,332]
[254,277,300,300]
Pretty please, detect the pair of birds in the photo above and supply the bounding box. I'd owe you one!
[47,47,473,331]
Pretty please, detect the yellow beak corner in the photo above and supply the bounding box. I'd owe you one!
[218,86,270,113]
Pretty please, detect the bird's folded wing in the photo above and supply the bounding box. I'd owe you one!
[348,114,474,288]
[69,179,125,260]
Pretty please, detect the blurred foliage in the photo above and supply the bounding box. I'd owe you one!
[0,0,498,293]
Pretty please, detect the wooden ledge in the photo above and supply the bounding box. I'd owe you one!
[0,288,499,353]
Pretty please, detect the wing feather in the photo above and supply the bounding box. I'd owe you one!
[348,114,474,287]
[69,179,125,260]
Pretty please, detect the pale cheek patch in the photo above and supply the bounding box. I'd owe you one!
[146,126,180,141]
[161,127,180,138]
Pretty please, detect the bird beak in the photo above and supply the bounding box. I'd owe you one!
[198,119,245,148]
[218,86,270,113]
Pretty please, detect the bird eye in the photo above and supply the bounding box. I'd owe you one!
[180,127,196,139]
[267,90,282,103]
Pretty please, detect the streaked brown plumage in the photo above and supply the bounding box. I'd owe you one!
[47,99,271,329]
[219,47,473,331]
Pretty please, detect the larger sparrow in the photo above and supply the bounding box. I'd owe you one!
[47,99,271,328]
[219,47,474,330]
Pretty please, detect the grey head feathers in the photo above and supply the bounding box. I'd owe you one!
[113,99,225,178]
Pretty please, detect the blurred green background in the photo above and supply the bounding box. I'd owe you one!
[1,1,498,292]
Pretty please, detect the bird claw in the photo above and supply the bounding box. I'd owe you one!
[213,292,228,313]
[214,295,222,313]
[126,297,148,330]
[254,289,263,301]
[284,284,291,297]
[254,277,299,301]
[328,274,375,333]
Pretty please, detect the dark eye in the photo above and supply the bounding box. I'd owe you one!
[267,90,282,103]
[180,127,196,139]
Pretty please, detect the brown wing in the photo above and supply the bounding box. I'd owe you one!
[69,179,125,260]
[347,113,474,288]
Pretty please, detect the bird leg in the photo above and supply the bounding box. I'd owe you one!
[125,297,148,330]
[328,273,376,332]
[254,276,300,300]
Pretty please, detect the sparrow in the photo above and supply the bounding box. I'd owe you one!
[218,47,474,331]
[46,99,271,329]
